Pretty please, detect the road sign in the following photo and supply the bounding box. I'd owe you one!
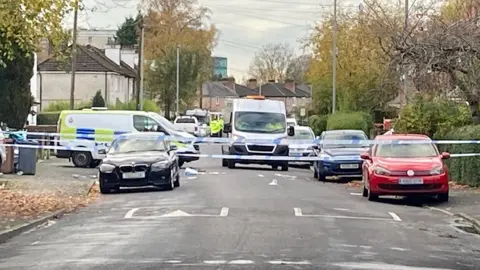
[300,108,306,117]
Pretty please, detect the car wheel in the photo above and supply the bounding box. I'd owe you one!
[99,178,110,194]
[89,160,101,168]
[437,192,449,202]
[174,170,180,187]
[281,164,288,171]
[228,160,235,169]
[222,159,227,167]
[167,169,175,190]
[362,186,368,197]
[317,172,326,181]
[367,188,378,201]
[72,151,92,168]
[313,165,318,178]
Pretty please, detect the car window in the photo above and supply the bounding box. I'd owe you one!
[292,129,314,140]
[375,142,438,158]
[133,115,158,132]
[322,132,369,149]
[175,118,196,124]
[109,137,167,153]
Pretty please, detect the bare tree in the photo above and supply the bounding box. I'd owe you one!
[285,54,312,83]
[247,43,295,82]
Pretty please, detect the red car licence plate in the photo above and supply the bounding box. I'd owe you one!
[398,178,423,185]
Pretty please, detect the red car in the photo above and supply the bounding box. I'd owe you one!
[361,134,450,202]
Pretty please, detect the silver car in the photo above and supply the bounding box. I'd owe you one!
[288,126,315,167]
[0,127,6,166]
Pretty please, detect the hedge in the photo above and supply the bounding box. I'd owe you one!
[326,112,373,135]
[37,112,60,125]
[438,125,480,187]
[308,115,328,135]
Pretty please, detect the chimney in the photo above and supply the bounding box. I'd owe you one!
[285,79,295,93]
[221,77,236,91]
[247,78,257,89]
[120,48,137,69]
[104,44,121,66]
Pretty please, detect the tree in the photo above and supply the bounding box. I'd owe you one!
[0,0,75,65]
[116,16,140,47]
[285,54,312,84]
[92,90,106,107]
[306,3,398,114]
[142,0,217,118]
[248,43,295,83]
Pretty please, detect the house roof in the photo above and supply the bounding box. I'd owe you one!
[239,83,312,98]
[38,44,137,78]
[202,82,239,97]
[235,84,257,96]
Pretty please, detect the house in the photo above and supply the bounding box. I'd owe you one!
[37,44,137,110]
[200,78,312,114]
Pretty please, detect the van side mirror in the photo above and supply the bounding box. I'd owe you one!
[223,123,232,133]
[169,145,178,151]
[441,152,450,159]
[287,126,295,136]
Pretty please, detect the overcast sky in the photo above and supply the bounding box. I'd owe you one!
[69,0,362,80]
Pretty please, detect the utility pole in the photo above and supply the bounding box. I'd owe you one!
[69,0,79,110]
[136,14,143,110]
[176,45,180,116]
[403,0,409,106]
[259,83,262,96]
[332,0,337,114]
[139,24,145,110]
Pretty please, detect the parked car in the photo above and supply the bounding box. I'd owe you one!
[98,133,180,194]
[173,116,210,137]
[312,130,369,181]
[286,118,298,126]
[288,126,315,167]
[361,134,450,202]
[0,127,6,166]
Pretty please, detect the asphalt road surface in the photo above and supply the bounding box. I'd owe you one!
[1,145,479,269]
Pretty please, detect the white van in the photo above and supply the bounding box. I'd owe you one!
[56,109,200,168]
[221,97,294,171]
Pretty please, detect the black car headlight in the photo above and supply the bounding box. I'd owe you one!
[99,163,115,173]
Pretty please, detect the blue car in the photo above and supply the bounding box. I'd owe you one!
[312,130,369,181]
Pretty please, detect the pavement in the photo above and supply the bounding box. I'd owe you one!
[0,145,479,269]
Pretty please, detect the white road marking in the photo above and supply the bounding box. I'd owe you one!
[350,192,362,196]
[187,177,197,180]
[124,208,140,219]
[209,172,219,175]
[219,207,229,217]
[331,262,453,270]
[340,244,358,248]
[204,260,226,264]
[294,207,303,216]
[258,174,264,177]
[334,208,350,211]
[388,212,402,221]
[390,247,409,251]
[268,260,311,265]
[275,173,296,179]
[426,206,454,216]
[269,179,278,186]
[229,260,254,264]
[360,245,372,249]
[165,260,182,263]
[297,213,396,221]
[161,210,191,217]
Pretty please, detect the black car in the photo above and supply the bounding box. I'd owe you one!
[98,134,180,194]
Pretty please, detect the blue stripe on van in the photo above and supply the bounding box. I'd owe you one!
[76,128,95,140]
[114,131,127,135]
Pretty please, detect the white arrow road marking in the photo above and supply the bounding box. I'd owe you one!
[388,212,402,221]
[219,207,229,216]
[204,260,226,264]
[350,192,363,196]
[293,208,398,221]
[124,208,140,219]
[334,208,350,211]
[331,262,453,270]
[269,179,278,186]
[258,174,264,177]
[228,260,254,264]
[275,173,296,179]
[294,208,303,216]
[209,172,219,175]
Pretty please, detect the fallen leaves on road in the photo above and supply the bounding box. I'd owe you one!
[449,181,470,189]
[0,183,99,220]
[345,181,363,188]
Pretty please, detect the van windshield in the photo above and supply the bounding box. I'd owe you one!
[234,112,286,134]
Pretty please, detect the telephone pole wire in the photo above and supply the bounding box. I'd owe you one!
[69,0,79,110]
[332,0,337,114]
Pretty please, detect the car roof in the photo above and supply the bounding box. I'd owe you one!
[294,126,313,132]
[375,134,431,140]
[324,129,365,134]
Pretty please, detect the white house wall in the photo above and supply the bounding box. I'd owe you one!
[38,71,131,110]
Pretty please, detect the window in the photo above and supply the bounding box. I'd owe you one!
[375,142,438,158]
[292,129,314,140]
[322,132,369,149]
[234,112,286,134]
[133,115,158,132]
[216,97,220,105]
[175,117,196,124]
[109,137,167,154]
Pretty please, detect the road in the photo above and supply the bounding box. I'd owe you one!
[0,145,479,269]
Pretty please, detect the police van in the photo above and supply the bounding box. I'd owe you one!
[221,96,294,171]
[56,109,200,168]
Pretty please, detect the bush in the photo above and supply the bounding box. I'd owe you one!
[393,95,471,139]
[43,100,92,112]
[92,90,106,107]
[109,100,160,112]
[326,112,373,134]
[308,115,328,135]
[37,112,60,125]
[438,125,480,187]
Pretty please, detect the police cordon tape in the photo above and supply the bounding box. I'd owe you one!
[0,142,477,160]
[3,131,480,145]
